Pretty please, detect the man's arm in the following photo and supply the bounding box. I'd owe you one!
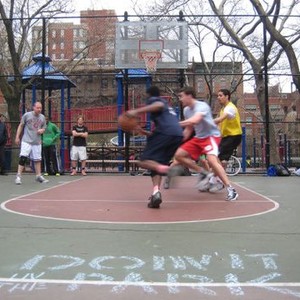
[180,112,203,127]
[214,112,229,124]
[182,126,194,142]
[81,130,88,138]
[126,101,164,117]
[72,128,88,138]
[15,123,24,145]
[53,124,61,141]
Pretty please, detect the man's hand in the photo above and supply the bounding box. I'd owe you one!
[37,128,45,135]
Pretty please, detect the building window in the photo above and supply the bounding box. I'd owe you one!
[33,30,42,40]
[220,77,227,89]
[246,116,252,124]
[73,28,79,37]
[101,78,108,89]
[60,53,65,59]
[52,43,56,50]
[79,41,86,49]
[197,78,205,93]
[270,104,281,112]
[245,104,257,111]
[74,28,85,38]
[52,53,56,60]
[60,42,64,49]
[52,30,56,38]
[61,29,64,37]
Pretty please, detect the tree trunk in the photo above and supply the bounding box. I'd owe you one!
[255,77,280,165]
[6,91,22,171]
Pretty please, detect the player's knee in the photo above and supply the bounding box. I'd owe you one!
[18,156,27,166]
[150,170,158,177]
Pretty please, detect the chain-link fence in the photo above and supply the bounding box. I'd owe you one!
[1,11,299,173]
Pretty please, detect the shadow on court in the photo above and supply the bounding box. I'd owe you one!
[0,174,299,299]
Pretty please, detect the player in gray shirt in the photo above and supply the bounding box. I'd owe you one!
[170,87,238,201]
[15,102,49,185]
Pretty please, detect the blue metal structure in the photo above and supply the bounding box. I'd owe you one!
[115,69,152,171]
[115,69,152,147]
[11,53,76,170]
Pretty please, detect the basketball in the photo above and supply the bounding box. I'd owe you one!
[118,113,139,132]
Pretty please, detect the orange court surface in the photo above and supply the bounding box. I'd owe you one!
[0,173,300,299]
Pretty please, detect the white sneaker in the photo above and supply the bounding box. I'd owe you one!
[15,175,22,185]
[36,175,49,183]
[209,181,225,193]
[163,176,171,189]
[226,187,238,201]
[196,172,213,192]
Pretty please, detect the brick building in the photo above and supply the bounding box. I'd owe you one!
[32,9,117,63]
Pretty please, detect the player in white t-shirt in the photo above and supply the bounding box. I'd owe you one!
[169,87,238,201]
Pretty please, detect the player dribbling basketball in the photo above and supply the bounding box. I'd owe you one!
[126,86,183,209]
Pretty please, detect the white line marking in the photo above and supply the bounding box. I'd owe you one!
[0,277,299,287]
[0,180,279,224]
[7,199,273,203]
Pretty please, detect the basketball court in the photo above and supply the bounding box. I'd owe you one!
[1,17,299,300]
[0,174,300,299]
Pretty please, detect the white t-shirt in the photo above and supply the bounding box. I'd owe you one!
[184,101,220,138]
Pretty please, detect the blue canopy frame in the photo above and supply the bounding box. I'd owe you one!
[115,69,152,147]
[14,54,76,171]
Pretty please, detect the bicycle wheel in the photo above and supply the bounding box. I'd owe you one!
[225,155,241,176]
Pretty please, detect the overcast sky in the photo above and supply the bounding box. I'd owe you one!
[74,0,134,16]
[71,0,294,92]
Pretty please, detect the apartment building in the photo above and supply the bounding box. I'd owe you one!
[32,9,117,63]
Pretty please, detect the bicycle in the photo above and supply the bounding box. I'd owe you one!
[225,154,241,176]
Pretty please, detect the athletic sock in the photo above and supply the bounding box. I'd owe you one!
[152,185,160,195]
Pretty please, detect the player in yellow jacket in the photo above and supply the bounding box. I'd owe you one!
[215,89,242,163]
[210,89,242,192]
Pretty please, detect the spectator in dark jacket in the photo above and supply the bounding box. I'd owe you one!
[0,114,8,175]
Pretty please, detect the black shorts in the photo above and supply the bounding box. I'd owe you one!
[218,135,242,161]
[140,132,182,165]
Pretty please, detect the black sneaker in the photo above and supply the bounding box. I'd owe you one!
[147,191,162,209]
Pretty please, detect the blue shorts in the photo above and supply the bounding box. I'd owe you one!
[140,133,182,165]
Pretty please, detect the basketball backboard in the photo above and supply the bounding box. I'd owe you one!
[115,21,188,70]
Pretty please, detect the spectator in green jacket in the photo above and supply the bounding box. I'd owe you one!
[42,116,61,176]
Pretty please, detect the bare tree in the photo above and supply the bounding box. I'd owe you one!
[0,0,73,144]
[206,0,299,164]
[250,0,300,92]
[137,0,299,164]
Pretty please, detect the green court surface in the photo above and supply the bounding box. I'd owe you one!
[0,174,299,299]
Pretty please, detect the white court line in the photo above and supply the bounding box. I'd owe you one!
[5,178,85,202]
[8,199,273,203]
[0,180,280,224]
[0,277,299,287]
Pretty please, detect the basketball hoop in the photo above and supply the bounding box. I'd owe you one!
[140,50,162,73]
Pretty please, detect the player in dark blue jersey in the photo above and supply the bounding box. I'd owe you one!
[126,86,183,209]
